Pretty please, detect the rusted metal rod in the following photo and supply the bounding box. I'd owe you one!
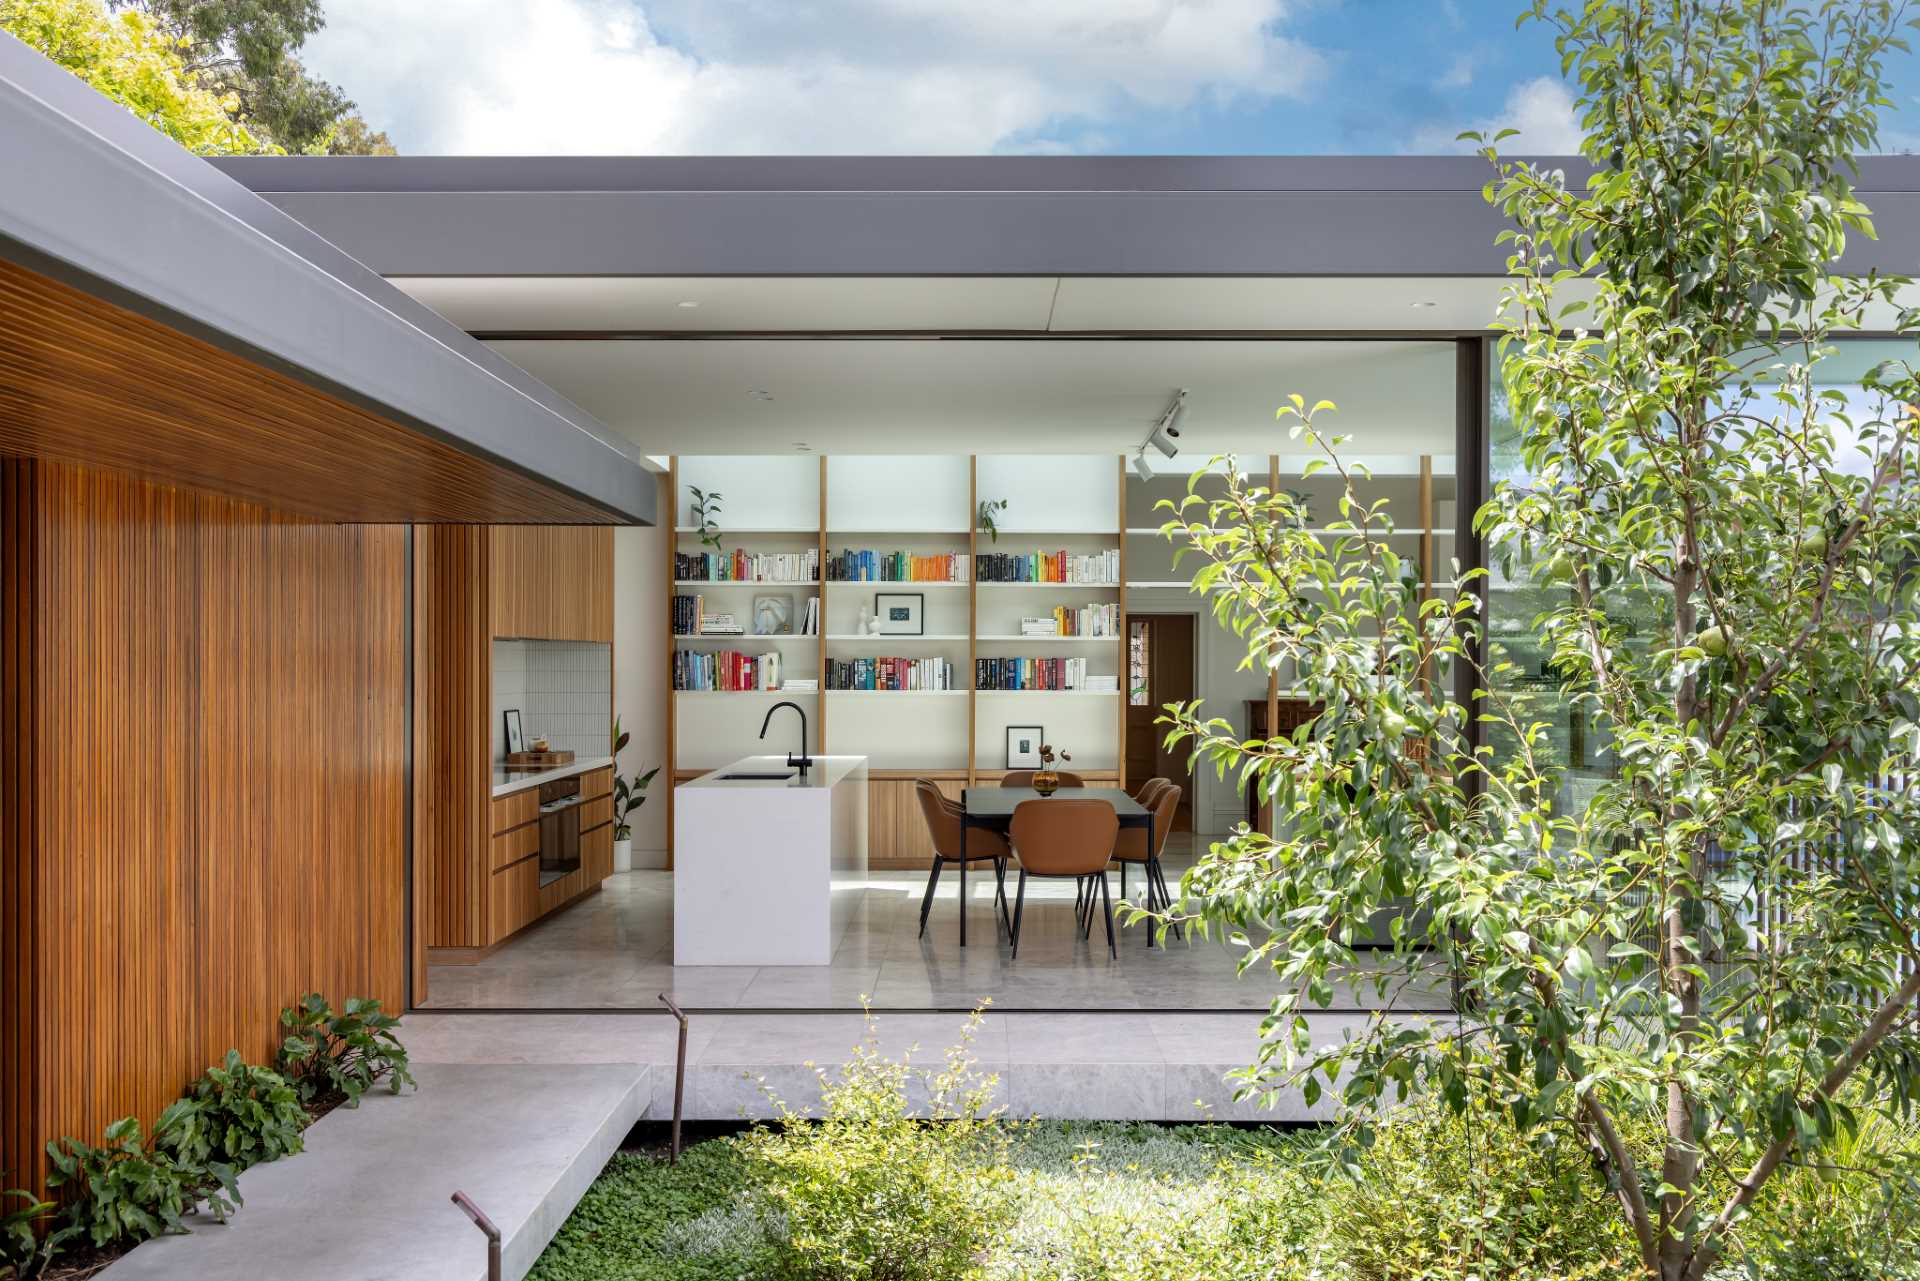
[658,992,689,1164]
[451,1190,501,1281]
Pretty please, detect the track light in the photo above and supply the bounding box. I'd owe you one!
[1143,389,1189,460]
[1131,451,1156,483]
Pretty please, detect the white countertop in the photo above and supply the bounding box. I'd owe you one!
[678,754,867,791]
[490,755,615,798]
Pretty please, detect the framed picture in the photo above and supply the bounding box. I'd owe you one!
[503,708,525,755]
[1005,725,1044,770]
[874,591,925,636]
[753,592,794,636]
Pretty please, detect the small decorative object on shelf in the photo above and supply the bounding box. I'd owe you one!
[1031,743,1070,797]
[873,591,925,636]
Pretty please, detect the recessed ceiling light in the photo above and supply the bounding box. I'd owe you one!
[793,442,811,451]
[676,300,700,309]
[748,388,774,401]
[1410,300,1439,309]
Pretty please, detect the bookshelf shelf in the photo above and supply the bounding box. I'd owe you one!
[824,690,968,698]
[673,579,821,588]
[975,581,1121,589]
[975,689,1118,697]
[673,689,813,698]
[824,633,969,642]
[674,525,818,534]
[824,580,970,589]
[975,634,1120,642]
[674,633,817,643]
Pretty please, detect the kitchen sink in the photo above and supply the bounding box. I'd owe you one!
[718,771,797,781]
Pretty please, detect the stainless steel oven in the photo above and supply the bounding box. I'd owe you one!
[537,774,583,886]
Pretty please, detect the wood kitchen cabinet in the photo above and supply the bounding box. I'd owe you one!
[413,524,616,975]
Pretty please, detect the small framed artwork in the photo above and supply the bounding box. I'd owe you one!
[503,708,525,755]
[874,591,925,636]
[1006,725,1044,770]
[753,592,794,636]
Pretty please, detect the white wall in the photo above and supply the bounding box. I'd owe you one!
[615,474,671,864]
[491,639,612,763]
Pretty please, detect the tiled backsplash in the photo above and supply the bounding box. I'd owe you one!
[492,639,613,762]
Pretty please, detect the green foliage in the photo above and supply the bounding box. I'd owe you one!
[0,1187,67,1280]
[0,0,265,152]
[609,719,659,842]
[688,486,723,552]
[1146,4,1920,1279]
[737,1007,1012,1281]
[1318,1093,1643,1281]
[977,498,1009,542]
[527,1142,777,1281]
[168,1050,307,1171]
[276,993,414,1110]
[45,1106,240,1249]
[105,0,392,153]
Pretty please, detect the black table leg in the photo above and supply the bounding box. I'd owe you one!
[958,812,969,946]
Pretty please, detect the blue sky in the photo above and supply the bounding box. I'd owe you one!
[300,0,1920,156]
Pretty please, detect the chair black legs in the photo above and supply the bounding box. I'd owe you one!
[1010,870,1029,959]
[917,860,943,939]
[1099,871,1116,958]
[993,858,1013,935]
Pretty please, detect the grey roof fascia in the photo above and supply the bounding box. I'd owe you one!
[0,33,654,524]
[210,155,1920,279]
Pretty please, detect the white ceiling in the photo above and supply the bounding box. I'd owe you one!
[487,337,1458,458]
[395,275,1536,334]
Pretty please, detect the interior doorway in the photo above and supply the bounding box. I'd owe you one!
[1125,613,1196,831]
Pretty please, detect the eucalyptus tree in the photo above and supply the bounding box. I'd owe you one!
[1155,3,1920,1278]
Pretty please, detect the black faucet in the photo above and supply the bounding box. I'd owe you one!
[758,700,813,777]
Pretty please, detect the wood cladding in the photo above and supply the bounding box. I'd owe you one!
[0,259,624,525]
[490,526,614,642]
[0,459,407,1191]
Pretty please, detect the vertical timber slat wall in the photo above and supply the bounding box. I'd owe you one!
[0,458,408,1191]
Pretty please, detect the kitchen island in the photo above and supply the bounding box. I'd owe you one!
[673,755,868,966]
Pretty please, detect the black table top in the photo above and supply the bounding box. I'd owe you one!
[960,786,1147,818]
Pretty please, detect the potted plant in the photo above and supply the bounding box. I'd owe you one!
[610,716,659,872]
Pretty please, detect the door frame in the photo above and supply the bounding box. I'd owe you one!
[1126,601,1233,833]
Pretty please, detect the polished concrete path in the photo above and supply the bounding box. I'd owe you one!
[424,846,1448,1013]
[101,1062,649,1281]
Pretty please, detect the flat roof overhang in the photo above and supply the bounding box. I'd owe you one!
[212,154,1920,281]
[0,33,655,524]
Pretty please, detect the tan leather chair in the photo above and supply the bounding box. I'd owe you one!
[914,779,1012,939]
[1112,781,1183,944]
[1000,769,1086,789]
[1008,798,1120,959]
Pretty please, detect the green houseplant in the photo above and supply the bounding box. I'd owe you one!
[1148,4,1920,1279]
[610,715,658,872]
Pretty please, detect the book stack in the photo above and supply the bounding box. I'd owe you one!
[676,548,820,583]
[699,610,744,637]
[674,649,783,691]
[781,678,819,692]
[975,656,1090,691]
[672,593,700,635]
[826,656,955,691]
[1021,603,1119,637]
[799,597,820,636]
[974,548,1120,584]
[826,548,967,582]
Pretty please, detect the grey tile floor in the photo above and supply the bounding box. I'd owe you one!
[424,841,1450,1013]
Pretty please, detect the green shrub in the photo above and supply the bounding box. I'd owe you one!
[1737,1110,1920,1281]
[44,1104,240,1249]
[166,1051,307,1171]
[738,1007,1012,1281]
[276,993,413,1109]
[0,1186,68,1280]
[1319,1093,1641,1281]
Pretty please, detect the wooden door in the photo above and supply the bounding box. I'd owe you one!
[1124,614,1195,831]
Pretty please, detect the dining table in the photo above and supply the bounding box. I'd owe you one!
[955,786,1151,946]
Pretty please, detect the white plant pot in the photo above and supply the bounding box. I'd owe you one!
[613,837,633,873]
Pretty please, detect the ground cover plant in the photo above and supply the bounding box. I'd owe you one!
[529,1012,1920,1281]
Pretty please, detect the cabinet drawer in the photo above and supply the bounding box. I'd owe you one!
[491,788,539,835]
[487,855,540,942]
[579,793,613,833]
[490,823,540,872]
[579,767,613,800]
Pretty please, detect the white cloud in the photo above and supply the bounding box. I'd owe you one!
[301,0,1324,154]
[1409,75,1585,154]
